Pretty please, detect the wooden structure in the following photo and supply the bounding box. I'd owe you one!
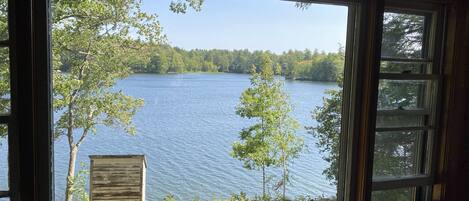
[89,155,147,201]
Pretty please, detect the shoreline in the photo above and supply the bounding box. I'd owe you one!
[130,71,339,83]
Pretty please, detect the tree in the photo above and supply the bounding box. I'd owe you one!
[168,51,185,73]
[170,0,204,14]
[232,54,302,199]
[272,104,304,200]
[310,57,339,81]
[51,0,175,200]
[309,88,342,185]
[149,51,169,73]
[52,0,207,198]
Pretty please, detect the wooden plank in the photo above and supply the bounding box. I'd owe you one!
[90,155,146,201]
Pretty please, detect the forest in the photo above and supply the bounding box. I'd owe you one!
[71,45,345,82]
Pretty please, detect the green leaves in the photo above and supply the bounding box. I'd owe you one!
[170,0,204,14]
[309,89,342,185]
[52,0,157,145]
[232,54,304,198]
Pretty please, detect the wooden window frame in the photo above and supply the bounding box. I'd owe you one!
[347,0,448,201]
[7,0,53,200]
[371,0,446,197]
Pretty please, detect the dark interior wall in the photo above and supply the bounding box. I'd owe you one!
[437,0,469,200]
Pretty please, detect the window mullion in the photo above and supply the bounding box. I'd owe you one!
[380,57,432,63]
[379,73,439,80]
[0,191,9,198]
[0,40,8,47]
[375,127,433,132]
[377,109,430,116]
[372,175,433,191]
[0,116,8,124]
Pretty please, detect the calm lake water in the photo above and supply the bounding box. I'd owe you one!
[0,73,338,200]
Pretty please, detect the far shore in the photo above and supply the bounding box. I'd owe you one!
[130,71,339,83]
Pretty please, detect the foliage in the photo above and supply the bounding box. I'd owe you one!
[232,54,304,199]
[309,88,342,186]
[271,101,304,199]
[164,193,178,201]
[51,0,168,200]
[170,0,204,14]
[128,45,344,82]
[72,162,90,201]
[232,55,278,197]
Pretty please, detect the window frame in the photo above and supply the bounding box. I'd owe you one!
[0,2,10,196]
[7,0,53,200]
[366,1,447,200]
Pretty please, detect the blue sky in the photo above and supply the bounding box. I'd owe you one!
[142,0,348,53]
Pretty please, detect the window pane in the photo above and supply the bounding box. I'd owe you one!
[377,80,434,111]
[372,187,415,201]
[51,2,349,200]
[0,0,7,41]
[380,61,430,74]
[381,13,426,59]
[0,124,8,191]
[373,131,423,177]
[0,48,8,115]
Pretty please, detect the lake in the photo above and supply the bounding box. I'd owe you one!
[0,73,338,200]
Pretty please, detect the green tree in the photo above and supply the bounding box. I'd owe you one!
[272,105,304,200]
[309,88,342,185]
[149,52,169,73]
[232,54,302,199]
[170,0,204,14]
[72,162,90,201]
[169,51,185,73]
[51,0,171,200]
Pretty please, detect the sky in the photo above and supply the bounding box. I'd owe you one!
[142,0,348,53]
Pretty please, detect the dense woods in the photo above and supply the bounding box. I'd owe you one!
[118,45,345,82]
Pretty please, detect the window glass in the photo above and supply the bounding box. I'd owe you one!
[0,0,7,41]
[0,124,8,191]
[372,187,415,201]
[373,131,423,177]
[377,80,434,111]
[0,48,9,115]
[381,13,426,59]
[372,10,438,200]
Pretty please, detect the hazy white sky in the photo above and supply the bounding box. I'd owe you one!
[142,0,348,53]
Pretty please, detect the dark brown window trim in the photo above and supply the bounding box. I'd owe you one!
[8,0,53,200]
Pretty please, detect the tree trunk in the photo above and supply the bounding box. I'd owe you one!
[262,165,266,199]
[283,158,287,200]
[65,145,78,201]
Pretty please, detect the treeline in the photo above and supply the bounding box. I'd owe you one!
[128,45,345,82]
